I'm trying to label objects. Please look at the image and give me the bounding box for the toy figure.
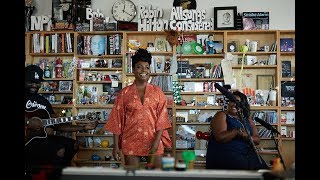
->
[206,34,215,54]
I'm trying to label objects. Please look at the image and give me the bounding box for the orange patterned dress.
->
[105,82,172,156]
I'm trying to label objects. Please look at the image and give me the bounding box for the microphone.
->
[254,117,280,135]
[214,83,243,109]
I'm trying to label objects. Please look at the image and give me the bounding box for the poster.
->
[242,12,269,30]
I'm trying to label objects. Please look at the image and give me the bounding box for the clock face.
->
[112,0,137,22]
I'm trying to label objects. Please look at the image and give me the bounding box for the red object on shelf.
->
[196,131,203,139]
[55,58,63,78]
[201,132,210,140]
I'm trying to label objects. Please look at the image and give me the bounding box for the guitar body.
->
[25,109,89,146]
[25,109,51,143]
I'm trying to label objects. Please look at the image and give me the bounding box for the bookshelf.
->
[278,30,295,169]
[25,29,295,169]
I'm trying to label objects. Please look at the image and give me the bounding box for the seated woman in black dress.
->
[206,91,269,170]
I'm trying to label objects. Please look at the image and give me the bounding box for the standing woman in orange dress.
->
[105,48,172,168]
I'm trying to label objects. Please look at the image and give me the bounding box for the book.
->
[212,41,223,54]
[177,60,189,78]
[281,82,295,97]
[242,12,269,30]
[92,17,105,31]
[282,61,292,77]
[281,126,287,137]
[280,38,294,52]
[176,125,196,149]
[176,111,189,123]
[286,112,295,124]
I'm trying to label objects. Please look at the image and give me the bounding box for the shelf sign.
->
[30,15,52,31]
[138,6,213,31]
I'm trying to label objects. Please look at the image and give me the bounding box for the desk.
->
[62,167,268,180]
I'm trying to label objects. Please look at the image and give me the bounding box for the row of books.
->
[77,34,123,55]
[257,127,273,138]
[177,61,223,79]
[280,112,295,124]
[32,33,74,53]
[149,75,173,92]
[252,111,278,124]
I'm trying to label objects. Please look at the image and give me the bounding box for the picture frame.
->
[58,81,73,92]
[256,75,274,90]
[214,6,237,30]
[227,40,239,52]
[173,0,197,10]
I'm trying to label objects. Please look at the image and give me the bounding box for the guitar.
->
[25,109,95,146]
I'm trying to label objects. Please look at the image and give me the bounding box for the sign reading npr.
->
[30,15,52,31]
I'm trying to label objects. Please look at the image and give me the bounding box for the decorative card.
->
[176,125,196,149]
[280,38,294,52]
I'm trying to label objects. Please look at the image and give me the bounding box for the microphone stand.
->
[236,107,264,168]
[270,131,287,171]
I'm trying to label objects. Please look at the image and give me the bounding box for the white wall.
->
[32,0,295,30]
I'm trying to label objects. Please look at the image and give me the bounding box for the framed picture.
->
[227,40,239,52]
[214,6,237,30]
[256,75,274,90]
[58,81,73,92]
[173,0,197,10]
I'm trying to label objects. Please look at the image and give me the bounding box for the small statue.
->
[206,34,215,54]
[25,0,35,31]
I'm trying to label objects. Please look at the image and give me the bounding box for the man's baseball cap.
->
[25,65,44,83]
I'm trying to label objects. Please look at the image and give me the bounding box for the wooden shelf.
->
[280,107,295,111]
[127,51,173,55]
[258,151,278,155]
[231,52,276,55]
[79,147,113,150]
[43,78,73,81]
[77,81,122,84]
[176,122,210,125]
[280,124,295,127]
[178,78,223,82]
[77,55,122,58]
[175,105,222,110]
[39,91,73,94]
[78,68,122,71]
[74,160,121,164]
[125,73,170,76]
[281,77,295,82]
[75,104,114,109]
[51,104,74,108]
[177,54,224,58]
[76,133,113,137]
[29,53,74,56]
[280,52,295,55]
[250,106,279,110]
[232,65,277,69]
[180,92,221,95]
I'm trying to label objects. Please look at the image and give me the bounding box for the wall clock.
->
[112,0,137,22]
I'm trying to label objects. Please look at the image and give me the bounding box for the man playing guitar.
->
[25,65,97,179]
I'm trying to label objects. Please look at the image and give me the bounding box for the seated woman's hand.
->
[237,128,249,141]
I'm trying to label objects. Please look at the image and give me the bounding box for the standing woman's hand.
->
[112,146,121,161]
[149,141,159,155]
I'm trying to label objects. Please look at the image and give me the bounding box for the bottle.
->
[55,58,63,78]
[44,65,51,78]
[162,154,175,171]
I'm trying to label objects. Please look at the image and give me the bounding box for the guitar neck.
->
[41,115,84,126]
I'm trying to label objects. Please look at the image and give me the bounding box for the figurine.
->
[206,34,215,54]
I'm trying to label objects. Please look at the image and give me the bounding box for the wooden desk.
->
[62,167,269,180]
